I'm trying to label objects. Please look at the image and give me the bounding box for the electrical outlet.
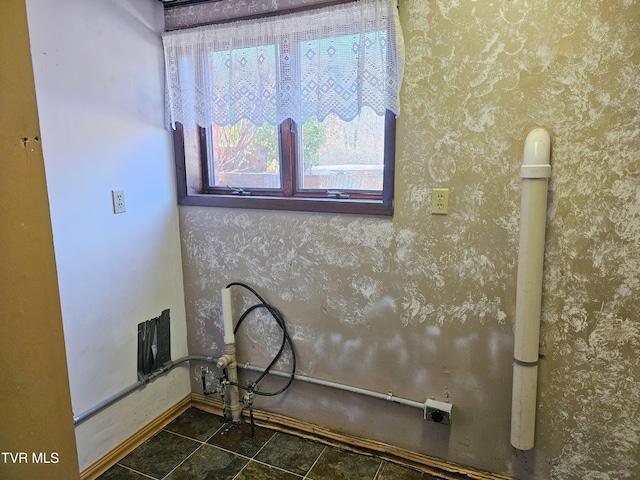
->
[431,188,449,215]
[425,399,452,425]
[112,190,126,214]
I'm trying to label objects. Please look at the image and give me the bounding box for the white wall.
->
[26,0,189,470]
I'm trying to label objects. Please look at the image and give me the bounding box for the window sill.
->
[178,193,393,216]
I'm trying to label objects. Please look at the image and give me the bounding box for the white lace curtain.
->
[162,0,404,129]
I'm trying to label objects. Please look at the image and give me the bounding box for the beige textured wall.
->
[0,1,79,479]
[180,1,640,478]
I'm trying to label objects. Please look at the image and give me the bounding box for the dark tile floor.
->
[97,407,441,480]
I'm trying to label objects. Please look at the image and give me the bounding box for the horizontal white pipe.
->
[238,363,426,411]
[511,127,551,451]
[73,355,218,426]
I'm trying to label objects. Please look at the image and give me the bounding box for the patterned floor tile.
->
[235,460,303,480]
[307,446,382,480]
[206,420,274,457]
[164,407,225,442]
[164,444,248,480]
[118,430,199,479]
[97,464,154,480]
[255,432,325,475]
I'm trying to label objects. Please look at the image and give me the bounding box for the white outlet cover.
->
[112,190,126,214]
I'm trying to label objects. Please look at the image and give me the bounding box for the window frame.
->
[173,110,396,215]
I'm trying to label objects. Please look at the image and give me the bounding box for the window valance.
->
[162,0,404,129]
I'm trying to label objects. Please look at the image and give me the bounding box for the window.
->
[163,0,404,215]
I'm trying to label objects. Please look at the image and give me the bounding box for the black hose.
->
[224,282,297,397]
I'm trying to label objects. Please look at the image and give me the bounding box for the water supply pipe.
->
[511,128,551,450]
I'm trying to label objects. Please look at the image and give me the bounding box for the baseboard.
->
[79,395,191,480]
[191,393,513,480]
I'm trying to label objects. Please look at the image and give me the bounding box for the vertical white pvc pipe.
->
[221,287,235,344]
[511,128,551,450]
[220,287,241,421]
